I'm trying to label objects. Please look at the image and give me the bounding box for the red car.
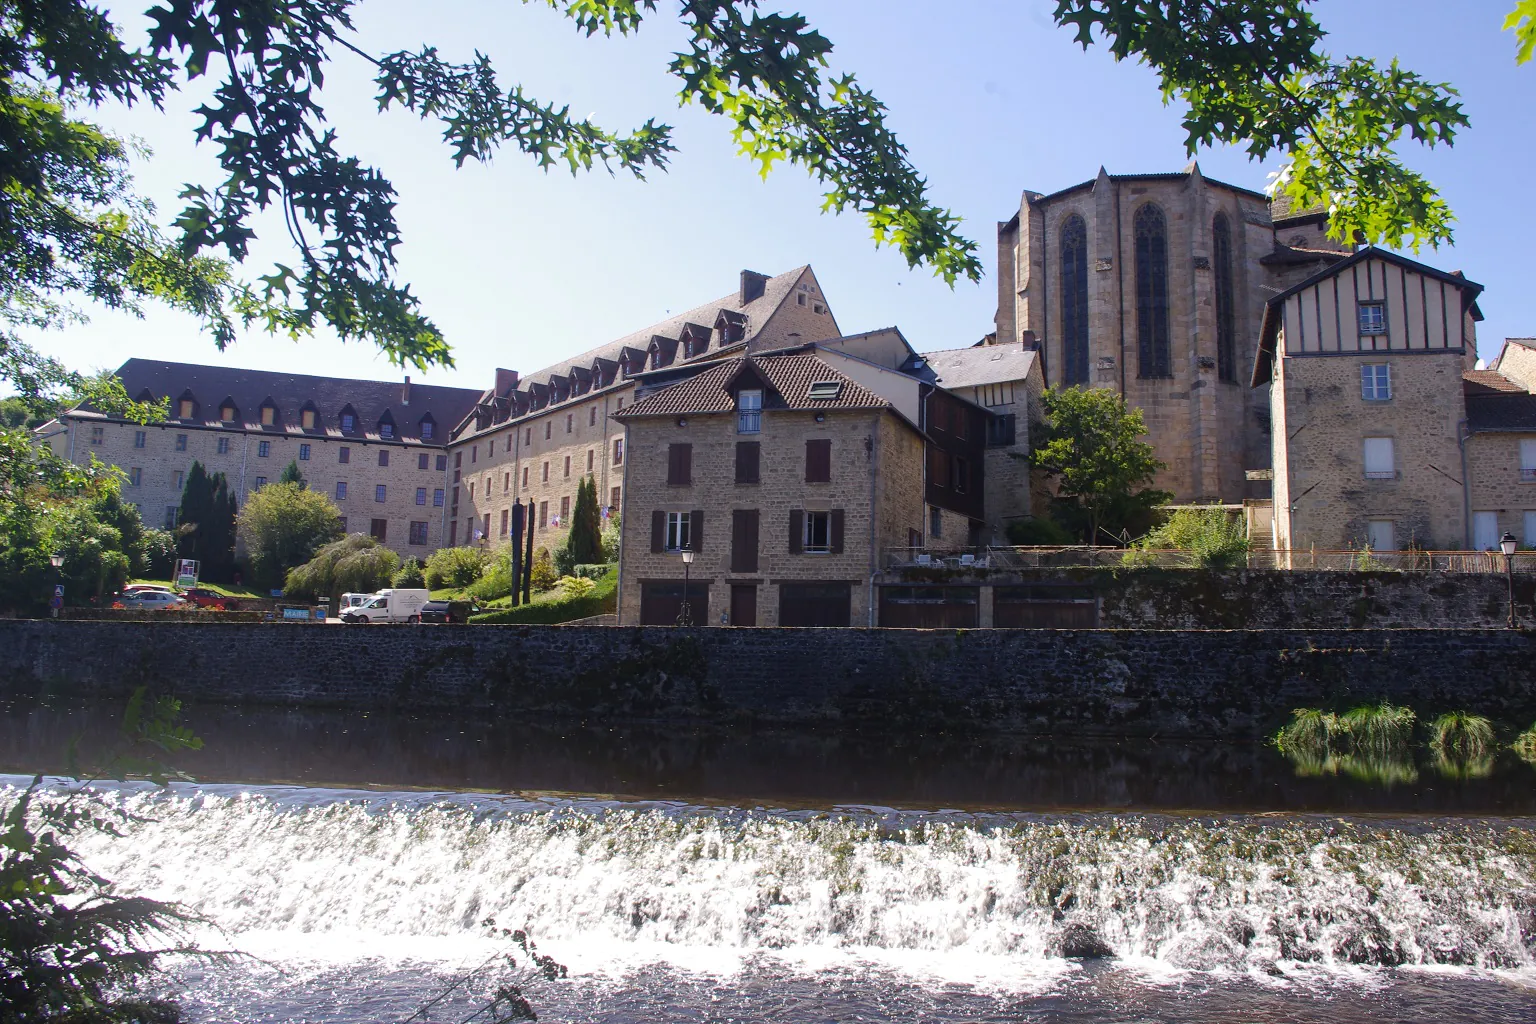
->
[180,586,236,611]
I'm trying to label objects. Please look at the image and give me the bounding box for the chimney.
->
[401,375,411,405]
[495,367,520,396]
[740,270,769,305]
[1021,330,1038,351]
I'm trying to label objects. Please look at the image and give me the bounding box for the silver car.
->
[119,590,190,611]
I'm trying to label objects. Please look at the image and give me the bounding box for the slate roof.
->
[1467,394,1536,433]
[918,344,1037,390]
[615,350,892,419]
[75,359,482,446]
[1259,245,1350,268]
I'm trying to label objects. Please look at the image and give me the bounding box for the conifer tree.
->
[568,476,603,565]
[175,462,214,561]
[279,460,305,488]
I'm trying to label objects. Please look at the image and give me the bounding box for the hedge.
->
[470,568,617,625]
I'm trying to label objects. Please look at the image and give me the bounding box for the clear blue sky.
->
[26,0,1536,391]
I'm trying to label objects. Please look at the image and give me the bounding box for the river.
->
[4,700,1535,1021]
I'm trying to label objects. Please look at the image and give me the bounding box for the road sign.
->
[49,596,62,610]
[53,584,64,598]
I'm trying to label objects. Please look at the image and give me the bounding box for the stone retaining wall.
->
[4,621,1535,738]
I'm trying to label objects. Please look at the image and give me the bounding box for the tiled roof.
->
[1467,393,1536,433]
[918,344,1037,390]
[1464,370,1527,395]
[76,359,481,445]
[615,351,891,419]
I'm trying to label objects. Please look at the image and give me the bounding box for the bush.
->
[471,566,617,625]
[1428,712,1495,758]
[1513,723,1536,764]
[530,548,558,592]
[1274,708,1339,755]
[601,515,621,562]
[468,543,516,602]
[142,528,178,579]
[424,545,491,589]
[553,540,577,577]
[1338,702,1416,753]
[572,563,611,581]
[392,558,426,589]
[284,534,400,603]
[1142,505,1248,569]
[1004,516,1078,546]
[556,575,596,599]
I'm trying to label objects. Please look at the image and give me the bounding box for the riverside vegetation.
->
[1275,703,1532,783]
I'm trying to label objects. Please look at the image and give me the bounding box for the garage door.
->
[879,586,980,628]
[639,582,711,625]
[994,586,1098,628]
[778,582,851,627]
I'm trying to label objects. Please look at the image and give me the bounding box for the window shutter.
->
[830,509,845,554]
[732,509,759,573]
[736,441,760,484]
[691,510,704,551]
[668,443,692,485]
[789,509,803,553]
[651,510,665,553]
[806,439,831,482]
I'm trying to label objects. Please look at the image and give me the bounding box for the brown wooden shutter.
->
[735,441,760,484]
[732,509,759,573]
[789,509,803,553]
[651,510,665,552]
[805,439,831,482]
[690,509,704,551]
[668,443,692,485]
[830,509,845,554]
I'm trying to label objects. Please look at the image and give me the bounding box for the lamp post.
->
[677,547,695,627]
[1501,532,1518,629]
[48,553,63,619]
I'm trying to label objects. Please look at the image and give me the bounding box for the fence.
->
[883,546,1536,574]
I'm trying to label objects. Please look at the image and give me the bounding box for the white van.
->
[340,589,431,624]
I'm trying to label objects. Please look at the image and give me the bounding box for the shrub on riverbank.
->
[1339,703,1416,753]
[1429,712,1495,758]
[1514,723,1536,764]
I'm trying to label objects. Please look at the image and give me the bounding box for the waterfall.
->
[24,779,1532,980]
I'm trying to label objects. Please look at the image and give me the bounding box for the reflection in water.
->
[4,698,1536,814]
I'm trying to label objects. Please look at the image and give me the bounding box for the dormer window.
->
[220,404,237,423]
[737,389,762,434]
[260,402,278,427]
[177,399,195,419]
[300,408,317,430]
[340,410,356,433]
[420,417,434,440]
[379,419,395,439]
[808,381,843,401]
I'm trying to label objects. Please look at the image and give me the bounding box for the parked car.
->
[340,588,431,624]
[338,592,373,612]
[181,586,236,610]
[418,600,481,624]
[118,590,190,611]
[121,583,176,596]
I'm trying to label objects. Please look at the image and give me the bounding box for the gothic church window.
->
[1134,204,1172,378]
[1213,212,1237,382]
[1060,215,1090,385]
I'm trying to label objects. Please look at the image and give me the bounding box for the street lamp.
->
[1500,532,1519,629]
[48,553,63,619]
[676,546,695,627]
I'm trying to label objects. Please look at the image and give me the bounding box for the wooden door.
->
[730,584,757,626]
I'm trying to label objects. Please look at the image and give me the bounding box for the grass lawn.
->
[470,566,617,624]
[129,578,267,600]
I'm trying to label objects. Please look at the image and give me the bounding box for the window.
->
[566,413,573,434]
[484,475,490,495]
[668,443,692,485]
[433,488,444,507]
[805,439,831,483]
[589,407,597,427]
[469,482,475,499]
[380,422,394,439]
[420,420,433,440]
[416,487,427,506]
[261,406,275,426]
[173,469,185,491]
[177,398,194,419]
[951,456,968,493]
[522,466,529,488]
[613,438,624,465]
[176,434,188,452]
[1368,519,1397,552]
[1525,510,1536,546]
[164,507,178,530]
[341,412,355,432]
[376,484,387,502]
[540,500,548,528]
[503,471,510,493]
[978,384,1014,407]
[448,520,456,545]
[129,467,142,486]
[542,461,549,483]
[253,476,266,490]
[736,441,760,484]
[258,440,270,457]
[221,405,236,423]
[418,453,429,471]
[495,508,506,537]
[370,518,388,542]
[986,414,1017,448]
[545,422,552,440]
[1060,214,1089,385]
[617,397,624,410]
[665,511,691,551]
[586,449,594,473]
[803,510,832,553]
[301,409,316,430]
[299,443,311,461]
[1359,302,1387,335]
[90,426,104,445]
[454,451,462,468]
[1134,203,1172,378]
[611,485,621,509]
[436,454,447,471]
[339,446,351,464]
[452,485,459,509]
[525,427,532,446]
[797,292,807,306]
[217,436,229,455]
[378,450,389,467]
[738,389,763,433]
[410,521,429,545]
[563,455,571,478]
[560,495,570,522]
[134,430,146,449]
[1523,439,1536,482]
[930,506,942,539]
[1213,212,1237,382]
[336,481,348,500]
[1354,363,1393,402]
[1363,437,1395,479]
[470,445,477,464]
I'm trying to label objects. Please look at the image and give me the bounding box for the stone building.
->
[612,347,927,626]
[446,266,839,555]
[1253,247,1485,551]
[994,164,1348,504]
[44,360,481,557]
[1464,339,1536,549]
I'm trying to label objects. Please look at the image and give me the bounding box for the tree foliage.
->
[284,532,399,604]
[1032,385,1171,544]
[424,543,490,589]
[566,475,603,566]
[235,480,341,586]
[175,461,237,582]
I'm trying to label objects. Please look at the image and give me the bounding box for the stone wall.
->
[4,621,1534,739]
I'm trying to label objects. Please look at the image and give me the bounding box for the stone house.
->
[1253,247,1485,552]
[612,347,927,626]
[1464,339,1536,549]
[994,164,1349,504]
[44,360,482,558]
[445,266,839,557]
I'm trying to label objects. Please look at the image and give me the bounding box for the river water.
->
[5,701,1536,1021]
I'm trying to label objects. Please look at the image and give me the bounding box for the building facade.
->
[1465,339,1536,549]
[995,164,1348,504]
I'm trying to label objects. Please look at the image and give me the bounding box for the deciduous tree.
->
[235,480,342,586]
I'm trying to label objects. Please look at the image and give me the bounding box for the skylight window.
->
[807,381,843,401]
